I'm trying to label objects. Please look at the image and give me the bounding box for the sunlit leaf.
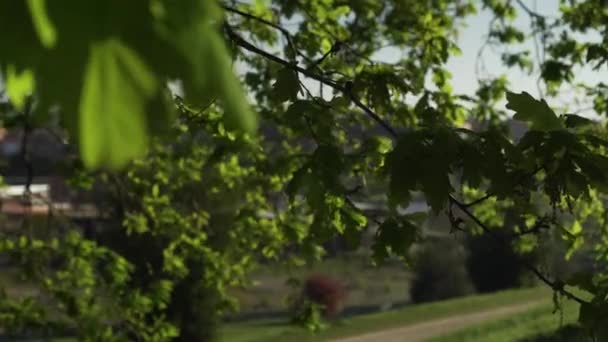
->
[79,39,157,169]
[26,0,57,48]
[156,1,257,135]
[506,91,563,131]
[206,33,258,134]
[563,114,595,129]
[4,64,34,110]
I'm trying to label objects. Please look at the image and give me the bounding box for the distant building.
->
[0,118,532,242]
[0,127,99,221]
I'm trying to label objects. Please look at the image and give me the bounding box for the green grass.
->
[221,287,553,342]
[429,300,580,342]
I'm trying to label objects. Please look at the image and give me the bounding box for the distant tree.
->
[410,238,474,303]
[466,229,536,293]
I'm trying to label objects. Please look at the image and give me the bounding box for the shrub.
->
[302,274,347,316]
[287,274,347,331]
[290,301,328,333]
[409,238,475,303]
[465,230,539,293]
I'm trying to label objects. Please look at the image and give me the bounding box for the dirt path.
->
[333,300,545,342]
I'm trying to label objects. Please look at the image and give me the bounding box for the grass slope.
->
[429,298,580,342]
[221,287,552,342]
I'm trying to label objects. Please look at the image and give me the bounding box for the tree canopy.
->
[2,0,608,341]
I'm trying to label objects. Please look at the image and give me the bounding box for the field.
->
[0,271,584,342]
[0,255,586,342]
[221,287,555,342]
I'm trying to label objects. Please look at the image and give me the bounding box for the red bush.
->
[302,274,347,316]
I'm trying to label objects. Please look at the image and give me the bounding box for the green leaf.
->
[583,133,608,149]
[405,212,428,225]
[329,96,350,110]
[386,133,421,209]
[344,208,367,228]
[205,32,258,134]
[273,67,300,102]
[460,140,484,187]
[79,39,157,169]
[420,171,451,213]
[4,64,34,110]
[342,206,368,250]
[579,301,608,339]
[420,130,458,212]
[517,130,546,151]
[506,91,564,131]
[313,144,344,189]
[372,218,419,263]
[284,100,318,127]
[586,44,607,63]
[565,272,596,293]
[157,1,257,134]
[541,60,571,82]
[563,114,595,129]
[286,165,310,199]
[26,0,57,48]
[370,79,391,113]
[0,2,44,66]
[579,302,597,326]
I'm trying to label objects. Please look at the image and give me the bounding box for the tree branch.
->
[511,216,552,237]
[226,25,398,137]
[20,98,34,203]
[222,5,300,63]
[463,193,493,207]
[226,25,341,87]
[228,21,587,305]
[464,166,545,208]
[515,0,546,19]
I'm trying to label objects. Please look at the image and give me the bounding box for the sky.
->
[282,0,608,118]
[371,0,607,117]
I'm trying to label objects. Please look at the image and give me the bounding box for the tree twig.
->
[449,195,587,305]
[226,25,398,137]
[228,21,587,305]
[223,5,300,63]
[463,193,494,207]
[20,98,34,203]
[464,166,545,208]
[515,0,546,19]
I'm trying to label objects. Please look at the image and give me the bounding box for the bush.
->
[291,275,346,322]
[409,238,475,303]
[302,274,347,316]
[290,301,328,333]
[287,274,347,331]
